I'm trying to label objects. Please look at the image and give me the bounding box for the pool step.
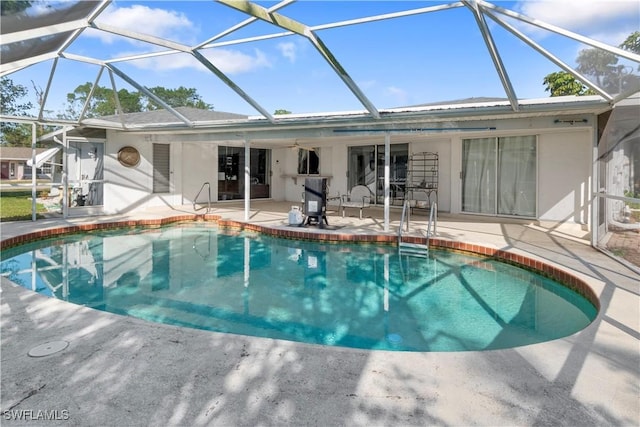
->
[399,242,429,257]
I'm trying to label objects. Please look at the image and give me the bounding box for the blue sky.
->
[10,0,640,118]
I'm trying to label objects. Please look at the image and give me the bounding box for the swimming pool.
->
[0,224,597,352]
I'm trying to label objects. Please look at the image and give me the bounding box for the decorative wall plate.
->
[117,146,140,167]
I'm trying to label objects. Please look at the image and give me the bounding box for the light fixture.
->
[554,118,588,125]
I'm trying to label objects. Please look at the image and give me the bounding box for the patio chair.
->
[341,185,373,219]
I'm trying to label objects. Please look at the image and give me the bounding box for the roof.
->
[1,1,639,132]
[0,146,50,161]
[77,96,611,139]
[89,107,248,128]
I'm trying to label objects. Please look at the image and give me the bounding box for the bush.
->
[624,190,640,209]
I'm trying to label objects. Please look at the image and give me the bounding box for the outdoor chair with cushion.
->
[341,185,373,219]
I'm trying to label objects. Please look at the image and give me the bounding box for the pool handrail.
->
[193,182,211,214]
[398,200,437,253]
[427,202,437,244]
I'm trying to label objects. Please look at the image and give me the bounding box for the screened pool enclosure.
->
[1,1,639,269]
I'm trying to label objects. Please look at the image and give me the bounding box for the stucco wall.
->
[104,132,182,214]
[538,128,592,224]
[182,143,218,206]
[102,118,595,226]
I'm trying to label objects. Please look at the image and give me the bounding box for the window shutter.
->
[153,144,170,193]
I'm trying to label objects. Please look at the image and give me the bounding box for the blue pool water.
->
[0,225,597,352]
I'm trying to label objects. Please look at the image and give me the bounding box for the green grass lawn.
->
[0,191,47,221]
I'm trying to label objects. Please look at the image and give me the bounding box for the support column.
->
[591,119,599,247]
[31,123,37,222]
[384,133,390,232]
[244,139,250,221]
[57,132,69,218]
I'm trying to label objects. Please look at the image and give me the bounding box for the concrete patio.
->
[1,201,638,426]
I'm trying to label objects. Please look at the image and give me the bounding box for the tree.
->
[274,109,292,115]
[62,83,142,119]
[542,72,595,97]
[543,31,639,96]
[0,0,31,16]
[1,77,33,116]
[61,84,212,119]
[575,48,618,90]
[620,31,640,54]
[0,77,34,146]
[146,86,212,110]
[620,31,640,77]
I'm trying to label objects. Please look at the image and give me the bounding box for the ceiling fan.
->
[286,141,315,151]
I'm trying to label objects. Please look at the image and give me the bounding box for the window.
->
[153,143,170,193]
[297,149,319,175]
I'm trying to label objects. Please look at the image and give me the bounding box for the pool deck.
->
[1,201,639,426]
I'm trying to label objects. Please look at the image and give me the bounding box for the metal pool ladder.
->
[193,182,212,214]
[398,200,437,257]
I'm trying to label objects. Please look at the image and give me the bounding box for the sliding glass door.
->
[497,136,537,217]
[462,136,536,217]
[462,138,496,214]
[348,143,408,204]
[218,147,271,200]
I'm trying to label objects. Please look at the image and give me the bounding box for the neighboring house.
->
[40,98,640,236]
[0,146,60,180]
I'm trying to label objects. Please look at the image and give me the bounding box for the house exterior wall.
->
[538,128,592,225]
[182,142,218,206]
[101,115,596,228]
[104,132,183,214]
[0,161,23,179]
[270,148,287,201]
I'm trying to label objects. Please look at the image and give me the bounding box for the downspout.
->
[244,139,250,221]
[31,123,37,222]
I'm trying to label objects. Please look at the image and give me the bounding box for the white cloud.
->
[92,5,197,44]
[277,42,297,63]
[127,48,272,75]
[588,29,638,47]
[516,1,639,37]
[127,52,200,71]
[385,86,408,104]
[89,4,273,75]
[207,49,272,74]
[357,80,377,90]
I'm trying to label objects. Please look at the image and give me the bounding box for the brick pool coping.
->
[0,214,600,310]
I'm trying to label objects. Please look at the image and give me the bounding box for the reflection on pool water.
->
[0,225,597,352]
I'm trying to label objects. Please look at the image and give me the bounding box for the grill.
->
[303,177,328,227]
